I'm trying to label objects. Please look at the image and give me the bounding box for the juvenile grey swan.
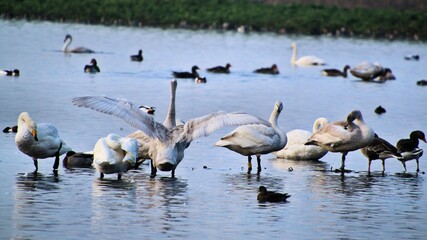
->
[306,110,374,173]
[15,112,71,175]
[62,34,95,53]
[72,94,268,178]
[215,101,287,174]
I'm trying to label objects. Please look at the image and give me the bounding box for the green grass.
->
[1,0,426,40]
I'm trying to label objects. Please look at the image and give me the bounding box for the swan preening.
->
[350,62,395,81]
[396,130,426,172]
[72,81,269,178]
[62,34,95,54]
[360,133,401,173]
[273,118,329,160]
[93,133,139,180]
[306,110,374,173]
[291,42,325,66]
[15,112,71,174]
[215,101,287,174]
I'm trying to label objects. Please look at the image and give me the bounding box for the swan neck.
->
[62,38,71,52]
[163,82,177,129]
[291,45,297,64]
[269,109,279,128]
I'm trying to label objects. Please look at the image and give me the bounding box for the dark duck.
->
[172,65,200,78]
[207,63,231,73]
[84,59,100,73]
[254,64,279,75]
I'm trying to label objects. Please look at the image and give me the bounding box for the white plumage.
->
[290,42,325,66]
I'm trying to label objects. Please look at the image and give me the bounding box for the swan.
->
[207,63,231,73]
[172,65,200,79]
[290,42,325,66]
[84,59,100,73]
[350,62,395,81]
[130,49,143,62]
[93,133,138,180]
[273,117,329,160]
[215,101,287,174]
[321,65,350,77]
[62,34,95,53]
[72,93,268,178]
[15,112,71,174]
[257,186,291,203]
[396,130,426,172]
[1,69,20,76]
[360,133,401,173]
[62,150,94,168]
[305,110,375,173]
[253,64,279,75]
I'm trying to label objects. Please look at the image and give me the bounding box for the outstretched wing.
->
[182,111,271,142]
[72,96,168,141]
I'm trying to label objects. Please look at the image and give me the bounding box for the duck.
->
[1,69,20,76]
[253,64,279,75]
[15,112,71,174]
[374,106,386,115]
[93,133,138,180]
[290,42,325,66]
[84,59,100,73]
[305,110,375,173]
[62,34,94,54]
[3,125,18,133]
[130,49,143,62]
[62,151,94,168]
[172,65,200,79]
[360,133,401,173]
[72,87,268,178]
[404,54,419,61]
[416,80,427,86]
[139,105,155,115]
[321,65,350,77]
[195,76,207,83]
[273,118,329,160]
[215,101,287,174]
[206,63,231,73]
[257,186,291,203]
[396,130,426,172]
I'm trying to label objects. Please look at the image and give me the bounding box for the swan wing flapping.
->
[182,111,270,142]
[72,96,168,141]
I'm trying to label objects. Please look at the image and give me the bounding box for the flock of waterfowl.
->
[2,34,426,203]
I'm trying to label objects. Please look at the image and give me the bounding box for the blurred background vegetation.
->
[1,0,426,40]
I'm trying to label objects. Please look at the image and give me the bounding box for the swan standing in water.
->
[215,101,287,174]
[273,118,329,160]
[15,112,71,175]
[72,93,268,178]
[396,130,426,172]
[306,110,374,173]
[62,34,95,53]
[93,133,138,180]
[290,42,325,66]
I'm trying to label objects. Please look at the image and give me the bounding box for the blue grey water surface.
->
[0,20,426,239]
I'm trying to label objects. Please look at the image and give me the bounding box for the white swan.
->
[62,34,95,54]
[291,42,325,66]
[306,110,374,173]
[273,118,329,160]
[72,93,268,178]
[215,101,287,174]
[93,133,138,180]
[15,112,71,174]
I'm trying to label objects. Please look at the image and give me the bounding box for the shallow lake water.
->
[1,20,427,239]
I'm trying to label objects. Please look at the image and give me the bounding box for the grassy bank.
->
[1,0,426,40]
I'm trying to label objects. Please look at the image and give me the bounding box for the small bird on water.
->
[257,186,291,203]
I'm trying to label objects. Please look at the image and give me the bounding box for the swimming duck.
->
[72,86,268,178]
[416,80,427,86]
[195,76,207,83]
[215,101,287,174]
[172,65,200,78]
[1,69,20,76]
[290,42,325,66]
[253,64,279,75]
[306,110,375,173]
[273,118,329,160]
[62,151,94,168]
[130,50,143,62]
[374,106,386,115]
[139,105,155,115]
[84,59,100,73]
[62,34,95,54]
[321,65,350,77]
[15,112,71,174]
[360,133,401,173]
[93,133,138,180]
[3,125,18,133]
[404,54,419,61]
[257,186,291,203]
[206,63,231,73]
[396,130,426,172]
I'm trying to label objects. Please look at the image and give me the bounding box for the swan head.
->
[291,42,296,49]
[64,34,72,42]
[275,101,283,113]
[346,110,363,123]
[18,112,38,141]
